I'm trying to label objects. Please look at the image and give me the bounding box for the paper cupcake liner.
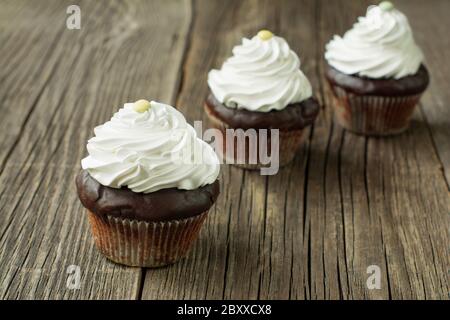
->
[205,105,305,169]
[330,85,422,136]
[87,210,208,267]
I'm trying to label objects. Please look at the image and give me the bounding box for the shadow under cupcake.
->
[324,1,429,136]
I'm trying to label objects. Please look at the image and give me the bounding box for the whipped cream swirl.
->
[208,34,312,112]
[325,4,424,79]
[81,101,220,193]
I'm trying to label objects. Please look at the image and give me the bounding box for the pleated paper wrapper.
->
[87,210,208,267]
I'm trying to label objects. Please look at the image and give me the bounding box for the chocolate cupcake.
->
[76,100,220,267]
[206,30,319,170]
[325,1,429,136]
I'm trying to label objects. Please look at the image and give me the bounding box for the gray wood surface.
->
[0,0,448,300]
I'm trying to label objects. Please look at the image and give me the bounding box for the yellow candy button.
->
[133,99,151,113]
[379,1,394,11]
[257,30,273,41]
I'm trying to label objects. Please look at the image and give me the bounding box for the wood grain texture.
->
[0,0,191,299]
[142,0,450,300]
[398,0,450,188]
[0,0,448,300]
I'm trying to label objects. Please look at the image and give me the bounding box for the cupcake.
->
[205,30,319,171]
[325,1,429,136]
[76,100,220,267]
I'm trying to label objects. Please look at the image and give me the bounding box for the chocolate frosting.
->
[76,170,220,222]
[325,64,429,96]
[205,93,320,130]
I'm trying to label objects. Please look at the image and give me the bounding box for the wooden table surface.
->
[0,0,449,300]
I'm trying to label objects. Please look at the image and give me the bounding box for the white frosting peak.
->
[81,101,220,193]
[208,34,312,112]
[325,4,423,79]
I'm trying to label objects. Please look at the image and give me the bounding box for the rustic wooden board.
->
[0,0,448,300]
[0,0,191,299]
[400,0,450,188]
[142,0,450,300]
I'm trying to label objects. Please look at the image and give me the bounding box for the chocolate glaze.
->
[326,64,429,96]
[205,93,320,130]
[76,170,220,222]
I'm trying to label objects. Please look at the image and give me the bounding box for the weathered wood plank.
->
[0,0,68,174]
[142,0,289,299]
[1,0,448,300]
[398,0,450,188]
[318,0,450,299]
[260,0,318,300]
[0,0,191,299]
[314,0,389,300]
[142,0,450,300]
